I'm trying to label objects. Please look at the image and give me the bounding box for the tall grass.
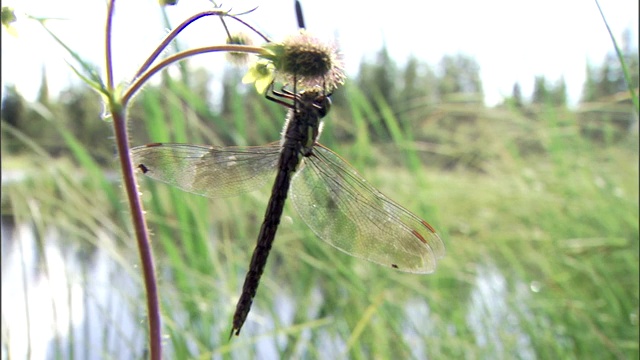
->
[2,1,638,357]
[2,75,638,358]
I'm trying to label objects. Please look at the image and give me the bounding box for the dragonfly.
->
[131,86,445,336]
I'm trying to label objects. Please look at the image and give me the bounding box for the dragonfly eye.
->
[315,96,331,118]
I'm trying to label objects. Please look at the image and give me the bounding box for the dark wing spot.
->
[421,219,437,233]
[138,164,149,174]
[391,264,399,269]
[411,229,428,245]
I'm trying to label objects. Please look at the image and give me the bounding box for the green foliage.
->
[576,35,638,143]
[437,54,483,100]
[533,76,567,107]
[1,7,16,27]
[594,1,639,113]
[2,12,638,359]
[364,47,398,99]
[3,63,638,358]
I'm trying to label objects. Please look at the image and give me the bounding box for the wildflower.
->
[242,60,275,94]
[251,29,345,92]
[1,7,17,37]
[226,32,253,65]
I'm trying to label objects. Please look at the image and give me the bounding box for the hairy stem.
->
[122,45,264,105]
[106,1,162,359]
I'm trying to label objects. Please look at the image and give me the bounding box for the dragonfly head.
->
[315,95,331,118]
[300,90,331,119]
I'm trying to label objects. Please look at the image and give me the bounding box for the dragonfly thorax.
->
[297,89,331,119]
[280,89,332,155]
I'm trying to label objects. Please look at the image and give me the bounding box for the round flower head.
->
[1,7,17,37]
[260,30,345,92]
[226,32,253,65]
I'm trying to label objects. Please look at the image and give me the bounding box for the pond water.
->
[1,219,145,359]
[1,218,535,359]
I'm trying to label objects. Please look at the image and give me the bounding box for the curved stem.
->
[594,0,639,114]
[111,104,162,360]
[134,10,225,79]
[134,10,270,80]
[226,12,272,43]
[123,45,264,105]
[105,0,115,90]
[106,2,162,359]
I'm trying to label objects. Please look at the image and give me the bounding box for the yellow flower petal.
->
[255,72,275,94]
[243,60,275,94]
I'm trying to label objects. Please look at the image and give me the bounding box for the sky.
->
[1,0,638,106]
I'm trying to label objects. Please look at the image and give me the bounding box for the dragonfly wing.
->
[131,143,280,198]
[290,144,444,274]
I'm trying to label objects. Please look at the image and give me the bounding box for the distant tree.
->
[58,86,110,161]
[394,56,439,132]
[1,84,25,128]
[578,28,638,141]
[511,82,523,108]
[221,67,242,117]
[37,66,49,106]
[402,56,420,102]
[532,76,566,107]
[190,67,214,109]
[437,54,483,102]
[398,56,438,114]
[581,28,639,102]
[2,82,67,156]
[356,44,398,106]
[621,28,639,91]
[550,76,567,107]
[596,55,623,97]
[400,56,437,107]
[355,44,400,140]
[582,61,598,102]
[532,75,549,104]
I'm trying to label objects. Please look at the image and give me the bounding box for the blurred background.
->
[2,0,638,359]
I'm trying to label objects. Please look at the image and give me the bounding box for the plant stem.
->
[106,1,162,359]
[134,10,226,79]
[122,44,264,104]
[105,1,115,91]
[112,105,162,360]
[133,9,270,80]
[594,0,639,114]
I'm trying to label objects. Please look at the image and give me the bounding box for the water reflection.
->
[1,219,145,359]
[466,263,535,359]
[2,218,536,358]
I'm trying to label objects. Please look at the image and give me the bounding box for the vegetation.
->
[1,3,638,359]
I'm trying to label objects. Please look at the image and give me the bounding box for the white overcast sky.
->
[1,0,638,106]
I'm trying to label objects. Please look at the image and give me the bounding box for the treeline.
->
[1,37,638,167]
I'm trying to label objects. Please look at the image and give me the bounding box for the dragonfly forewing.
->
[290,144,445,274]
[131,143,281,198]
[131,142,445,273]
[131,82,444,337]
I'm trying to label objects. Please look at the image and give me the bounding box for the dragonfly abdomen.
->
[231,89,331,336]
[230,143,300,336]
